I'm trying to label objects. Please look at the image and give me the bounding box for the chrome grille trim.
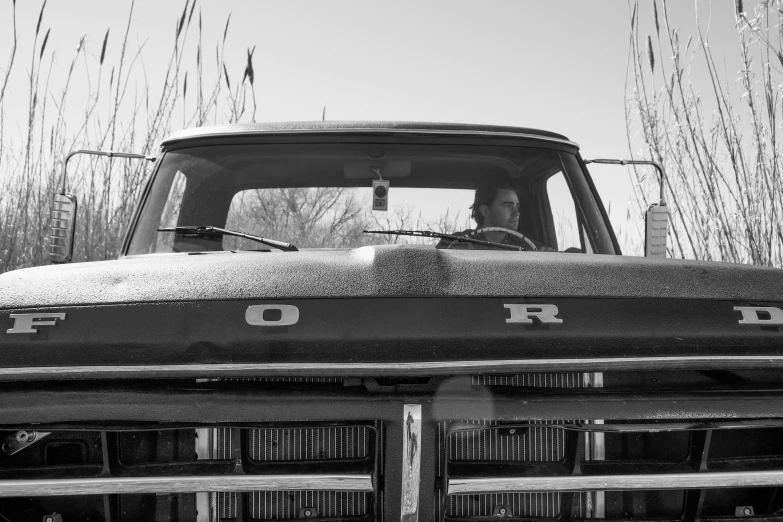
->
[7,356,783,380]
[401,404,422,522]
[587,372,605,518]
[194,428,217,522]
[448,470,783,494]
[0,474,373,497]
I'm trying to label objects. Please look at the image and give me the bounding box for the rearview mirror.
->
[50,193,77,264]
[343,159,411,179]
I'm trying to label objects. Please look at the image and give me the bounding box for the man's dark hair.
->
[470,179,517,227]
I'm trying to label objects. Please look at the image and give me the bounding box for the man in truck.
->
[438,178,552,251]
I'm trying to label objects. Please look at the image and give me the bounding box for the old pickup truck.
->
[1,122,783,522]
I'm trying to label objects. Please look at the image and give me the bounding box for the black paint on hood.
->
[1,245,781,309]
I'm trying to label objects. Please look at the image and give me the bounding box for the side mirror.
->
[585,159,668,258]
[50,193,77,264]
[50,149,154,265]
[644,202,668,259]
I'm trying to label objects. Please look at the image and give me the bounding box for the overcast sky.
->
[0,0,747,248]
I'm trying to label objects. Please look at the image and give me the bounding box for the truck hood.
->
[2,244,782,305]
[1,245,782,379]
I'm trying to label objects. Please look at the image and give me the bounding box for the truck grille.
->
[5,373,783,521]
[439,420,584,519]
[0,422,380,522]
[437,372,589,520]
[442,420,783,521]
[214,423,379,520]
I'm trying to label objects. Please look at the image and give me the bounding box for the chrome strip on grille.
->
[448,470,783,494]
[194,428,216,522]
[587,372,605,518]
[5,356,783,380]
[0,474,374,497]
[401,404,422,522]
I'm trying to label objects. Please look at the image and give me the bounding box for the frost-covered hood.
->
[1,245,782,305]
[0,245,782,380]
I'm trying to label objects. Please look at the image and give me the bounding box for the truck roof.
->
[161,121,578,149]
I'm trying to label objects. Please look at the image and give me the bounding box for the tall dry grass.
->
[0,0,258,272]
[0,0,475,270]
[627,0,783,265]
[11,1,766,270]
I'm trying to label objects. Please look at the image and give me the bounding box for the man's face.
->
[480,188,520,230]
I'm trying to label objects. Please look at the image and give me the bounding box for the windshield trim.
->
[3,356,783,381]
[120,153,164,259]
[123,142,611,257]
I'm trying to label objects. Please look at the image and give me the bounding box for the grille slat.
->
[247,430,373,521]
[440,420,572,518]
[215,425,374,520]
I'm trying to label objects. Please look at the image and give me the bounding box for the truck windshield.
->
[126,141,614,255]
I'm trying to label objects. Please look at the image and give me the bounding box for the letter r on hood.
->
[504,304,563,324]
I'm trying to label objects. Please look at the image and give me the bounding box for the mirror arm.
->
[51,150,156,265]
[584,158,669,259]
[60,150,156,193]
[584,159,665,203]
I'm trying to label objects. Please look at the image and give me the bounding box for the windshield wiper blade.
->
[157,226,298,252]
[362,229,522,251]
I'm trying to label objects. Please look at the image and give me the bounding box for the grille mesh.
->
[216,426,372,520]
[447,492,564,518]
[216,428,237,520]
[219,377,343,383]
[440,420,566,465]
[251,491,369,520]
[471,372,587,387]
[249,426,369,461]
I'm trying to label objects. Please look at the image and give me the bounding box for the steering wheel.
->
[478,227,538,251]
